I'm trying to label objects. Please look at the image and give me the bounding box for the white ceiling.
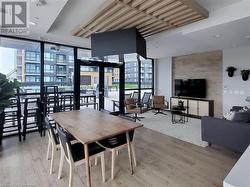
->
[6,0,250,58]
[196,0,241,12]
[147,15,250,58]
[147,0,250,58]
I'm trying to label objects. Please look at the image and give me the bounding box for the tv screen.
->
[175,79,206,98]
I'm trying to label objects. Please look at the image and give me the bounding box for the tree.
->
[0,73,19,111]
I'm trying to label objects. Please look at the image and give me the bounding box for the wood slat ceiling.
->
[73,0,209,38]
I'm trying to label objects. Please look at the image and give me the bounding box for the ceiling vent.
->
[32,0,47,6]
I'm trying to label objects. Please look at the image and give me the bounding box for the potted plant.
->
[226,66,237,77]
[0,73,19,114]
[241,69,250,81]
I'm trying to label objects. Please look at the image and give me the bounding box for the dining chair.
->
[22,98,40,140]
[1,90,22,143]
[60,94,74,111]
[0,111,5,146]
[45,116,61,174]
[44,86,60,114]
[98,130,136,180]
[57,126,106,187]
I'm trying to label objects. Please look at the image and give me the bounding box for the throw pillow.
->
[230,106,244,112]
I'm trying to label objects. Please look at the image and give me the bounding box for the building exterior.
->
[13,49,152,93]
[125,60,153,88]
[15,49,75,93]
[80,66,113,89]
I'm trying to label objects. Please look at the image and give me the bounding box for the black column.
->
[119,55,125,114]
[40,42,45,101]
[152,59,155,95]
[137,55,141,102]
[74,48,80,110]
[99,66,105,111]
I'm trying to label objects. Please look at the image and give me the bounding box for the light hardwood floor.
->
[0,127,239,187]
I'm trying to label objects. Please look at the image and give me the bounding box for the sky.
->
[0,47,15,76]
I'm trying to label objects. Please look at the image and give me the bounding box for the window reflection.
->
[44,44,74,92]
[0,37,41,93]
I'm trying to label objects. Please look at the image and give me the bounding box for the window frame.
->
[0,35,154,111]
[124,55,154,100]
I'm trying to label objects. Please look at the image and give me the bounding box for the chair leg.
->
[0,124,3,146]
[111,149,116,180]
[131,142,137,167]
[69,163,74,187]
[94,157,98,166]
[17,115,22,142]
[134,114,138,122]
[46,139,51,160]
[116,150,119,156]
[23,117,27,141]
[101,153,106,182]
[58,148,64,179]
[49,146,55,174]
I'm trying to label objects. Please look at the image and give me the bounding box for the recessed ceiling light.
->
[29,21,37,26]
[214,34,222,38]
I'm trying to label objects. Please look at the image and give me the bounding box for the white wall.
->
[155,58,172,104]
[155,46,250,115]
[223,46,250,114]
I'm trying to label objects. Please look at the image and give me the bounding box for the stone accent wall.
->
[172,50,223,117]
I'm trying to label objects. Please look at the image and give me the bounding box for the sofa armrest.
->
[201,116,250,153]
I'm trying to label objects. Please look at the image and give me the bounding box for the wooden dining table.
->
[50,108,143,187]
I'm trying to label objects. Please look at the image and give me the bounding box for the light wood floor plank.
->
[0,127,239,187]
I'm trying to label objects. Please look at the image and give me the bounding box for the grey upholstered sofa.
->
[201,116,250,153]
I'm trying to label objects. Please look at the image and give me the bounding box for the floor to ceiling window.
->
[0,37,41,93]
[125,53,139,90]
[124,53,154,100]
[140,57,154,98]
[0,36,154,113]
[44,44,74,92]
[77,48,92,61]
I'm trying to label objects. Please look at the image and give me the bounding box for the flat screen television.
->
[175,79,207,98]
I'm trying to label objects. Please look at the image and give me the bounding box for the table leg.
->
[94,97,96,110]
[84,144,91,187]
[126,131,134,175]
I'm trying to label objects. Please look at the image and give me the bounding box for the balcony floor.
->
[0,127,239,187]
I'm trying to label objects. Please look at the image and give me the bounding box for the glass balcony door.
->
[78,62,122,112]
[79,65,99,110]
[104,67,120,112]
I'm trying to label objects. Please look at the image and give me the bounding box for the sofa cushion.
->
[232,111,250,123]
[230,106,244,112]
